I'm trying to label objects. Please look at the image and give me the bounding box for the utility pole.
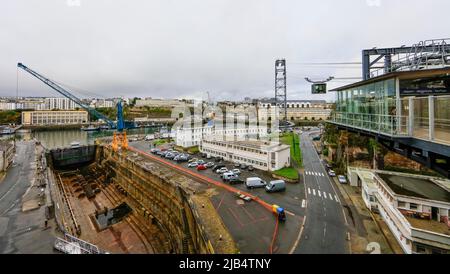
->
[275,59,287,125]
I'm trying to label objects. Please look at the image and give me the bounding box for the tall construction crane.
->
[17,63,128,151]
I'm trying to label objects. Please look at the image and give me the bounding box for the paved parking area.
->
[129,141,306,254]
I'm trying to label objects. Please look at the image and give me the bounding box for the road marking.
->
[318,190,322,197]
[312,189,316,196]
[335,195,340,203]
[308,188,311,195]
[301,199,306,208]
[329,193,333,200]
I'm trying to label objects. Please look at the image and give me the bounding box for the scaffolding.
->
[54,233,106,254]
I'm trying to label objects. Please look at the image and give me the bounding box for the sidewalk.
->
[333,177,403,254]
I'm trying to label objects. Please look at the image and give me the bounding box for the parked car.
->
[206,154,212,159]
[197,160,205,165]
[165,153,175,159]
[144,134,155,141]
[240,164,248,170]
[328,170,336,177]
[248,165,254,171]
[231,169,241,175]
[338,175,348,184]
[150,148,160,154]
[205,162,215,168]
[216,167,229,174]
[178,155,189,162]
[200,153,207,158]
[214,157,223,163]
[197,165,207,171]
[188,158,198,163]
[325,163,333,170]
[246,177,266,189]
[265,180,286,193]
[228,178,244,185]
[188,162,198,168]
[234,162,241,168]
[222,172,238,181]
[212,165,226,172]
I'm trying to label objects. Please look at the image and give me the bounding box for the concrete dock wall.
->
[99,146,231,254]
[48,145,96,169]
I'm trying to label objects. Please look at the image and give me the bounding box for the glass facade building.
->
[331,69,450,145]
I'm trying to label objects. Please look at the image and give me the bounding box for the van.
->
[246,177,267,189]
[222,172,238,181]
[265,180,286,193]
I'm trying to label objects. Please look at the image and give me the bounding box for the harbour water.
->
[13,127,161,150]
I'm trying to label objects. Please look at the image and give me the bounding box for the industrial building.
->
[348,167,450,254]
[21,110,88,126]
[200,138,291,171]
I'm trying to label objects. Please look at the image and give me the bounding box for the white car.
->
[328,170,336,177]
[231,169,241,175]
[188,162,198,168]
[216,167,228,174]
[338,175,348,184]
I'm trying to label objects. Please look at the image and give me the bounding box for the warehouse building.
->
[21,110,88,126]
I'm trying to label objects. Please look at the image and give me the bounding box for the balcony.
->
[330,112,409,137]
[331,95,450,146]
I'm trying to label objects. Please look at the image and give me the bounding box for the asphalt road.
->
[0,141,55,254]
[294,130,349,254]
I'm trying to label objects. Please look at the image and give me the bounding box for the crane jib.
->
[17,62,117,129]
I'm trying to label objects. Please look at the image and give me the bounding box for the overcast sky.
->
[1,0,449,102]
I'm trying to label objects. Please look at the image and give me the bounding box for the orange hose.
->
[270,217,280,254]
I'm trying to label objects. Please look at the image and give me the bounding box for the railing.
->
[370,38,450,78]
[330,112,409,136]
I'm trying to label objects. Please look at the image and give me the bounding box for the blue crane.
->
[17,62,123,129]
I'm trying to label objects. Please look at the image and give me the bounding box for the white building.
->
[200,139,290,171]
[21,110,88,126]
[0,102,17,110]
[258,99,333,122]
[90,99,116,108]
[348,167,450,254]
[45,97,77,110]
[175,125,268,148]
[16,98,46,110]
[135,98,186,108]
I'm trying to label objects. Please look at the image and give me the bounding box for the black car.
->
[212,164,226,172]
[228,178,244,185]
[214,157,223,163]
[200,153,208,158]
[150,148,160,154]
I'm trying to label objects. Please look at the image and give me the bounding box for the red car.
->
[197,165,207,171]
